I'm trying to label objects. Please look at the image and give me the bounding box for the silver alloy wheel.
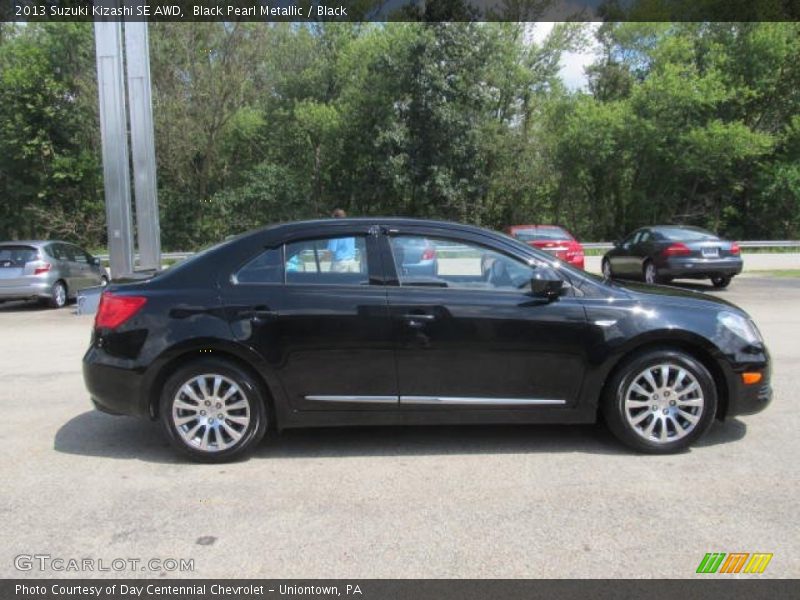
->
[624,363,704,444]
[644,262,656,284]
[171,374,251,452]
[602,260,612,279]
[54,282,66,307]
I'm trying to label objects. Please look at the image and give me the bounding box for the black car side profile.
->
[601,225,743,288]
[83,219,771,461]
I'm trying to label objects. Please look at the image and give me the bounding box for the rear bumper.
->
[0,280,51,300]
[83,347,149,417]
[660,257,743,278]
[567,257,585,270]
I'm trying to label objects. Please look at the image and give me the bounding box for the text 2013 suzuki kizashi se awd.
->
[83,219,771,461]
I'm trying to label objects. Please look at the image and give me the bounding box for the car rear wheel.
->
[711,275,731,289]
[48,280,67,308]
[643,261,658,284]
[159,359,267,462]
[602,349,717,453]
[100,275,109,286]
[602,259,612,279]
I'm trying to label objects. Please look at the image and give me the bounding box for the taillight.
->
[33,263,51,275]
[95,292,147,329]
[730,243,740,255]
[421,247,436,261]
[565,242,584,259]
[662,243,691,257]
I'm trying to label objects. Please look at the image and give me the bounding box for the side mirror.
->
[530,277,565,301]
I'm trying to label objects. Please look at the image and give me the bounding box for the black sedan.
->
[602,225,743,288]
[83,218,771,461]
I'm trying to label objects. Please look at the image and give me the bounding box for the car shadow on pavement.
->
[0,299,50,312]
[55,410,748,463]
[696,418,747,447]
[668,281,724,292]
[54,411,182,464]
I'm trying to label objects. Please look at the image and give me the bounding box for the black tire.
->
[601,259,613,279]
[48,280,68,308]
[100,275,109,287]
[711,275,732,289]
[159,358,268,462]
[602,348,717,454]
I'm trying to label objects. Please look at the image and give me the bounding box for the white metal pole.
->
[94,10,134,279]
[124,8,161,271]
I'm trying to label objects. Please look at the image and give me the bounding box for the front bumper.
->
[724,356,772,418]
[660,257,743,278]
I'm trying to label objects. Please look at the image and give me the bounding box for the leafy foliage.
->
[0,22,798,251]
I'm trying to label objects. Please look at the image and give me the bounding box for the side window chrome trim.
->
[304,395,567,406]
[305,395,398,404]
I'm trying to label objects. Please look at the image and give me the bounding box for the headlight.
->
[718,311,762,344]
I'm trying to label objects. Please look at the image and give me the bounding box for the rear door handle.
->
[402,313,435,328]
[242,306,277,322]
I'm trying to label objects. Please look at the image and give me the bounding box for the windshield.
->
[512,227,572,241]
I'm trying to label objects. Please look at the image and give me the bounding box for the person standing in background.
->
[327,208,359,272]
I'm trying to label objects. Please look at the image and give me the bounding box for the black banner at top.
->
[2,0,800,22]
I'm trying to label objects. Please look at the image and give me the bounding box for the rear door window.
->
[71,246,88,264]
[284,236,368,286]
[62,245,78,262]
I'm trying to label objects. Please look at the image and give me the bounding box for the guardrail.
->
[97,240,800,263]
[96,251,194,262]
[583,240,800,250]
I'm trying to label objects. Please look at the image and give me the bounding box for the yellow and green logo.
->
[696,552,773,574]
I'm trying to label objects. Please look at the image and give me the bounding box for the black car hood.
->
[615,280,744,313]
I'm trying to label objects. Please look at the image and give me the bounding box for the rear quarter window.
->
[235,247,284,284]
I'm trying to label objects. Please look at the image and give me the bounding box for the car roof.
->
[243,217,501,238]
[651,225,710,233]
[508,224,566,230]
[0,240,62,247]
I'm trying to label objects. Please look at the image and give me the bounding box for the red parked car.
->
[504,225,585,270]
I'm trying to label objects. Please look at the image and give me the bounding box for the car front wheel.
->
[160,359,268,462]
[602,349,717,453]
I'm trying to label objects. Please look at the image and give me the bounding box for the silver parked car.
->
[0,241,108,308]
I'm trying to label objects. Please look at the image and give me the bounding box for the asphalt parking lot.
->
[1,273,798,579]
